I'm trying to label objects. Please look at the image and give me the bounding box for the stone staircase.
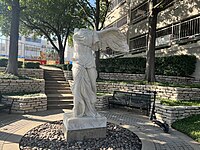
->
[44,69,73,109]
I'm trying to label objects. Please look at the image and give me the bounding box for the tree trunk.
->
[95,50,100,78]
[6,0,20,75]
[145,0,157,82]
[59,48,65,64]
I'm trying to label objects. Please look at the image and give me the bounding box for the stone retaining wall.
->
[99,72,200,85]
[97,82,200,101]
[63,71,73,80]
[2,93,47,113]
[155,103,200,125]
[0,79,45,94]
[95,95,111,110]
[0,67,44,79]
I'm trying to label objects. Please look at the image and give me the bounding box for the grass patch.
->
[160,99,200,106]
[97,79,200,89]
[3,92,42,97]
[172,114,200,142]
[96,92,112,96]
[0,72,32,80]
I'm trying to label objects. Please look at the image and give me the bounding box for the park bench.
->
[0,92,13,114]
[108,91,153,115]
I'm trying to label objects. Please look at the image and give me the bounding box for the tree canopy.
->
[20,0,86,64]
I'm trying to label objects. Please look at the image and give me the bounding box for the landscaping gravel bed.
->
[20,121,142,150]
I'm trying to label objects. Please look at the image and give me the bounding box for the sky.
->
[90,0,95,6]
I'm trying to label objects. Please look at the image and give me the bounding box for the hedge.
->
[0,58,23,68]
[99,55,196,77]
[24,62,40,69]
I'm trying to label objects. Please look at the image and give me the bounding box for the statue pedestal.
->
[63,113,107,142]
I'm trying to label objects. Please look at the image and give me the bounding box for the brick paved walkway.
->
[0,109,199,150]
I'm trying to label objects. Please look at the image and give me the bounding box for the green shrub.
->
[18,61,23,68]
[155,55,196,76]
[99,57,146,74]
[0,59,23,68]
[100,55,196,77]
[45,64,72,71]
[0,58,8,67]
[24,62,40,69]
[63,64,72,71]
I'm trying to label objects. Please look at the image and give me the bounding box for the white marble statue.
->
[71,27,129,118]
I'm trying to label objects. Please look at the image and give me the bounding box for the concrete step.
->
[45,81,68,84]
[47,93,73,99]
[45,78,66,81]
[45,87,71,90]
[48,99,73,104]
[45,84,70,88]
[45,89,72,94]
[44,72,64,75]
[47,104,73,109]
[45,75,65,78]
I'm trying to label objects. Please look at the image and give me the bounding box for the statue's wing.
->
[97,27,129,52]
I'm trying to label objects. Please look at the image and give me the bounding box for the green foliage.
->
[97,79,200,89]
[99,57,146,74]
[78,0,110,30]
[0,58,23,68]
[0,71,31,80]
[3,92,41,97]
[20,0,86,50]
[155,55,196,76]
[160,99,200,106]
[18,61,23,68]
[46,64,72,71]
[100,55,196,77]
[24,62,40,69]
[0,58,8,67]
[172,114,200,142]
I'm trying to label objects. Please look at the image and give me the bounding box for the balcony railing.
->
[105,15,127,29]
[130,16,200,52]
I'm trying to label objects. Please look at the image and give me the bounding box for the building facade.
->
[104,0,200,79]
[0,35,58,64]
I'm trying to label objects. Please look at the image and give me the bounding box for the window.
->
[24,45,41,59]
[105,15,127,29]
[25,37,42,43]
[129,16,200,51]
[129,35,147,51]
[131,1,148,24]
[110,0,125,11]
[117,16,127,27]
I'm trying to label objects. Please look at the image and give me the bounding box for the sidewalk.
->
[0,109,199,150]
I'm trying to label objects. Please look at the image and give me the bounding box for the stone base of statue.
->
[63,113,107,142]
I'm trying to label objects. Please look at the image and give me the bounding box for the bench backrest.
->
[112,91,153,107]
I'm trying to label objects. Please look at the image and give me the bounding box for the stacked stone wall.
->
[95,95,111,110]
[2,94,47,113]
[155,103,200,125]
[99,72,200,85]
[0,79,45,94]
[0,67,44,79]
[97,82,200,101]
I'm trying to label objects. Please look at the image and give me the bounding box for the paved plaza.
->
[0,109,199,150]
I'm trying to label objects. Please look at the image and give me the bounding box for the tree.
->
[145,0,174,82]
[76,0,110,73]
[20,0,86,64]
[0,0,21,75]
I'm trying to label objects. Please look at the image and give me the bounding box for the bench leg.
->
[8,107,11,114]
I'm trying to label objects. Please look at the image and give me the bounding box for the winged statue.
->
[71,27,129,118]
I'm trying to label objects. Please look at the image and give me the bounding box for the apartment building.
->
[104,0,200,79]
